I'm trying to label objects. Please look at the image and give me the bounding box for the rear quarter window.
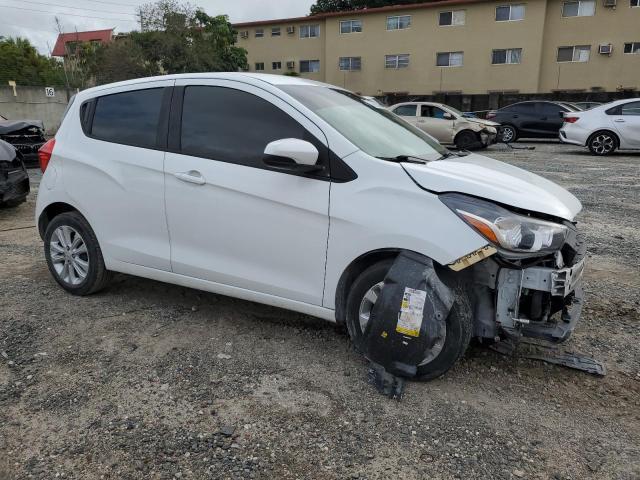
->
[89,88,164,148]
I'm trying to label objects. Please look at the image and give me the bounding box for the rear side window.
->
[513,103,536,114]
[393,105,417,116]
[621,101,640,116]
[180,86,307,167]
[90,88,164,148]
[538,103,564,116]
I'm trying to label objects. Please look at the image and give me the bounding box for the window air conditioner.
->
[286,26,295,34]
[598,44,612,55]
[603,0,616,7]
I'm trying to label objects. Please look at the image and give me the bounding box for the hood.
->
[0,119,45,135]
[403,153,582,221]
[464,117,501,128]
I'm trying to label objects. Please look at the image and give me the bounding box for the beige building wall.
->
[235,0,640,95]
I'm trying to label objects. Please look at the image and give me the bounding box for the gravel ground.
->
[1,142,638,480]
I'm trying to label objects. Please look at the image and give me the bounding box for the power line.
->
[82,0,143,6]
[0,21,58,33]
[0,4,138,22]
[5,0,138,17]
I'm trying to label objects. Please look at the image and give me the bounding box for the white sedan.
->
[560,99,640,155]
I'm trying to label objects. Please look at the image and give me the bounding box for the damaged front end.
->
[0,120,46,167]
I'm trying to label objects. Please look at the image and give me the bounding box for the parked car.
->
[0,114,47,167]
[361,95,386,109]
[487,101,579,142]
[560,98,640,155]
[389,102,500,150]
[36,73,585,380]
[573,101,602,110]
[0,139,30,207]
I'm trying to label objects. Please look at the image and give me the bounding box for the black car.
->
[487,101,580,142]
[0,114,47,167]
[0,139,30,208]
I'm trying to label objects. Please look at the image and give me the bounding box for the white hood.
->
[403,153,582,221]
[465,117,501,128]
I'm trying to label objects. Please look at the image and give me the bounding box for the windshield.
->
[279,85,447,159]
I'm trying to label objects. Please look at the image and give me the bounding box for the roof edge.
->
[232,0,489,28]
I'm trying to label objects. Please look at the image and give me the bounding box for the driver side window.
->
[421,106,448,119]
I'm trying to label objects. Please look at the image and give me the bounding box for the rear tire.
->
[345,259,472,381]
[587,131,618,156]
[44,212,112,296]
[500,125,518,143]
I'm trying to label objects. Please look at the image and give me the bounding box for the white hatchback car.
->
[36,73,585,379]
[560,98,640,155]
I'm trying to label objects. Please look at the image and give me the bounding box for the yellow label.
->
[448,245,497,271]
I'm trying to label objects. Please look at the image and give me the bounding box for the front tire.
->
[345,259,472,381]
[454,130,478,150]
[588,131,617,156]
[500,125,518,143]
[44,212,112,295]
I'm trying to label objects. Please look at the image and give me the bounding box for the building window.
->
[255,62,265,71]
[255,29,264,38]
[272,61,282,70]
[495,4,525,21]
[439,10,466,26]
[300,24,320,38]
[562,0,596,17]
[271,27,281,36]
[624,42,640,53]
[339,57,362,71]
[300,60,320,73]
[385,54,410,68]
[492,48,522,64]
[633,0,640,6]
[340,19,362,33]
[436,51,464,67]
[386,15,411,30]
[557,45,591,62]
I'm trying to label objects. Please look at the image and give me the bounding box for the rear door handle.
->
[174,170,206,185]
[614,119,626,123]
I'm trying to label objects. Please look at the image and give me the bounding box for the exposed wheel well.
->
[587,129,620,147]
[38,202,79,239]
[454,129,478,141]
[334,249,401,325]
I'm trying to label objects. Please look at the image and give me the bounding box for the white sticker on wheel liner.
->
[396,287,427,337]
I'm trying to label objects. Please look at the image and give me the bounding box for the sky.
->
[0,0,315,55]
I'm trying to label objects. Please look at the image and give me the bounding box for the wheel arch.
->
[587,129,620,147]
[38,202,83,240]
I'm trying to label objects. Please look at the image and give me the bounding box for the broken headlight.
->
[440,193,568,254]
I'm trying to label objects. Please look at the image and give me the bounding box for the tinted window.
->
[394,105,417,116]
[91,88,164,148]
[621,101,640,116]
[538,103,564,116]
[180,86,307,167]
[507,103,536,114]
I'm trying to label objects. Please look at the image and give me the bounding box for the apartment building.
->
[234,0,640,95]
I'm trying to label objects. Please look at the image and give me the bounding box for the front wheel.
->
[345,259,472,381]
[44,212,113,295]
[500,125,518,143]
[454,130,478,150]
[588,131,617,156]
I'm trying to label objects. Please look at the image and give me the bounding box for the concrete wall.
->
[0,86,73,134]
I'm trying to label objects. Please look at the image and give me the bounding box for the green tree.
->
[0,37,67,86]
[311,0,437,14]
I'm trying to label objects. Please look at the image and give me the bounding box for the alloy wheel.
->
[501,127,515,143]
[49,225,89,286]
[591,134,615,155]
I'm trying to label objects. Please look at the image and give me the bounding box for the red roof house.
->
[52,29,114,57]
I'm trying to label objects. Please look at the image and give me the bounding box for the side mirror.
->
[263,138,322,172]
[443,112,454,120]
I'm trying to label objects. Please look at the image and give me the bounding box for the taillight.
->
[38,138,56,172]
[486,112,496,120]
[564,117,579,124]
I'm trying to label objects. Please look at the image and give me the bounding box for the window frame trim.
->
[491,48,523,65]
[300,23,321,39]
[384,54,410,69]
[386,14,412,31]
[623,42,640,54]
[339,19,363,34]
[561,0,596,18]
[556,45,591,63]
[438,9,466,26]
[495,4,525,22]
[436,51,464,67]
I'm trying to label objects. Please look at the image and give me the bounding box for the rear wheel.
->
[44,212,112,295]
[588,131,617,156]
[500,125,518,143]
[345,259,472,381]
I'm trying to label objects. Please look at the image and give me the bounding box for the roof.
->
[233,0,488,27]
[52,29,113,56]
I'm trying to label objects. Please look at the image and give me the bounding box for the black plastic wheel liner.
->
[364,250,453,379]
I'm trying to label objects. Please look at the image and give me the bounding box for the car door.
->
[65,81,173,271]
[163,80,330,306]
[391,104,418,127]
[417,105,455,143]
[535,102,567,136]
[610,101,640,148]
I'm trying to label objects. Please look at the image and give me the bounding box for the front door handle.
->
[614,119,626,123]
[174,170,206,185]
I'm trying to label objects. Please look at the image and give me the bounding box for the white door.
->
[64,81,173,270]
[163,80,330,305]
[611,101,640,148]
[416,105,455,143]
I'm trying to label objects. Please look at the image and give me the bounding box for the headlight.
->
[440,193,568,254]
